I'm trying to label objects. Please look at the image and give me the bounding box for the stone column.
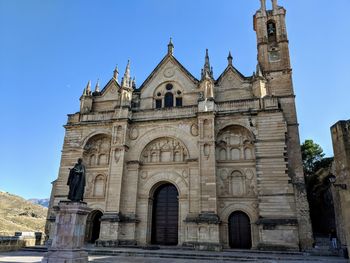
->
[98,116,129,245]
[185,99,221,251]
[42,201,91,263]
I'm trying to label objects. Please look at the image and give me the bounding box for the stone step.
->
[88,247,346,262]
[21,246,347,262]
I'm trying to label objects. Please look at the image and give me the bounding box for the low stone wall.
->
[0,232,44,252]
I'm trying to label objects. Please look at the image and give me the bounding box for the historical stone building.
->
[330,120,350,254]
[46,0,313,251]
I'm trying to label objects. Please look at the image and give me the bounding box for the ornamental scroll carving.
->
[141,137,188,163]
[83,134,111,166]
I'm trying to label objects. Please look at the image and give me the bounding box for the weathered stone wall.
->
[331,120,350,254]
[0,232,44,252]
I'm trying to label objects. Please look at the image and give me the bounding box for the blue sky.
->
[0,0,349,199]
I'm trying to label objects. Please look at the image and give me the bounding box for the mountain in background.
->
[28,198,50,208]
[0,191,47,235]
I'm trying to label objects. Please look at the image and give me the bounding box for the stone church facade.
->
[46,0,313,251]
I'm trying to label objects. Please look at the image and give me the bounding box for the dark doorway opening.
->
[85,210,103,243]
[228,211,252,249]
[151,183,179,245]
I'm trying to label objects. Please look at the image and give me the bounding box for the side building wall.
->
[331,120,350,254]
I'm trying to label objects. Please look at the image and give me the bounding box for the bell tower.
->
[254,0,292,96]
[254,0,314,249]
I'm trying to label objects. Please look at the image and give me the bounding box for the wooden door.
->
[151,183,179,245]
[229,211,252,249]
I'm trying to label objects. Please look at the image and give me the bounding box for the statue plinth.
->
[42,201,92,263]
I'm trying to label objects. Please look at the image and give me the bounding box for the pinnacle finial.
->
[260,0,266,11]
[132,77,136,89]
[201,49,213,80]
[256,63,263,77]
[122,60,131,88]
[168,37,174,55]
[113,65,119,81]
[85,80,91,95]
[227,51,233,65]
[95,79,100,92]
[272,0,278,10]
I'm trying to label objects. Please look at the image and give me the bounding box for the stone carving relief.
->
[84,175,94,197]
[140,171,148,180]
[113,125,123,144]
[190,123,199,137]
[216,125,254,161]
[93,174,106,197]
[114,148,122,163]
[84,174,106,198]
[83,134,111,166]
[141,137,188,163]
[129,127,139,140]
[164,67,175,78]
[203,143,210,158]
[218,169,257,197]
[203,119,212,139]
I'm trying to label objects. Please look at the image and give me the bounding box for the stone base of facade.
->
[183,242,222,251]
[41,249,88,263]
[96,239,138,247]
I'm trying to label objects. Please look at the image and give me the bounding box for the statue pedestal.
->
[42,201,91,263]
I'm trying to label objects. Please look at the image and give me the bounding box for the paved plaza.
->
[0,250,347,263]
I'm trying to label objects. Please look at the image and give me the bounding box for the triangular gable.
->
[215,65,251,89]
[96,78,121,100]
[138,54,199,91]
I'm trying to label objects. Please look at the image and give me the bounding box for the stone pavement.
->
[0,250,348,263]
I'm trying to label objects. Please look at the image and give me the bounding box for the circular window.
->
[157,92,161,97]
[177,90,182,95]
[166,84,173,91]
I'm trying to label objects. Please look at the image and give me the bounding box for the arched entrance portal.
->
[85,210,103,243]
[228,211,252,249]
[151,183,179,245]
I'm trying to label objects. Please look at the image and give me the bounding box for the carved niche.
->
[83,134,111,166]
[84,174,106,198]
[218,169,257,197]
[141,137,188,163]
[216,125,254,161]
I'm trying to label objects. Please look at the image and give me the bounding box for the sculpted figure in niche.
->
[67,158,86,202]
[204,80,214,100]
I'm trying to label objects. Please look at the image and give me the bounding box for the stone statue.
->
[67,158,86,202]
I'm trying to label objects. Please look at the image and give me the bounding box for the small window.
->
[176,97,182,107]
[164,92,174,108]
[157,92,161,97]
[155,99,162,109]
[166,84,173,91]
[177,90,182,95]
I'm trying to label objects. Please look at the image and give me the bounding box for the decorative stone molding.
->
[100,212,139,223]
[185,213,221,225]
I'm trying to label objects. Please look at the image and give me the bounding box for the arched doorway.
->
[151,183,179,245]
[85,210,103,243]
[228,211,252,249]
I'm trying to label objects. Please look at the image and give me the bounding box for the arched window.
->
[164,92,174,108]
[267,21,277,43]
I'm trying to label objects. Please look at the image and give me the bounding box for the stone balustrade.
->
[67,97,280,124]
